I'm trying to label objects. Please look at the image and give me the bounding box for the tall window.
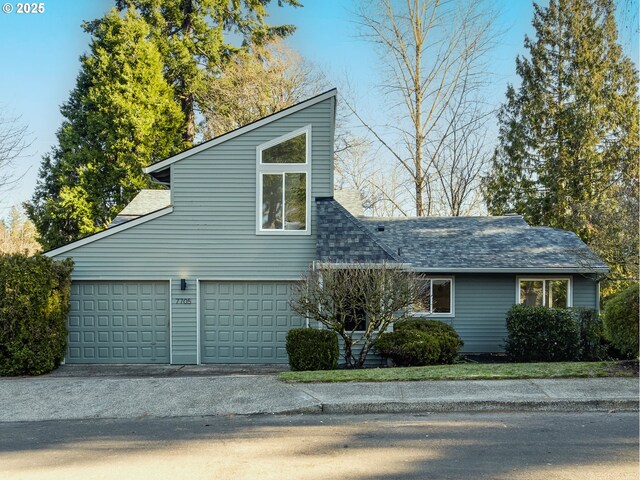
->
[518,278,571,308]
[414,278,454,315]
[257,126,311,234]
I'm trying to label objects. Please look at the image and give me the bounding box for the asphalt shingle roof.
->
[320,197,608,272]
[109,190,171,226]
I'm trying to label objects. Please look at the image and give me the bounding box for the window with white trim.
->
[518,278,571,308]
[414,278,454,315]
[257,126,311,234]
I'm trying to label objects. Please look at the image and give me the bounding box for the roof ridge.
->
[323,198,402,262]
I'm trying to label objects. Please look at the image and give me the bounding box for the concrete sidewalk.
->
[0,372,637,422]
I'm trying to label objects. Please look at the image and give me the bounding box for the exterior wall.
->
[433,273,599,353]
[51,98,335,364]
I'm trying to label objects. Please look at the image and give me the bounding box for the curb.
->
[316,399,640,414]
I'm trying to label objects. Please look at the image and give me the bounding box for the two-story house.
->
[45,89,608,365]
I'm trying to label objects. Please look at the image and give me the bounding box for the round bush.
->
[0,255,74,376]
[573,307,607,361]
[285,328,339,371]
[505,305,580,362]
[394,319,463,364]
[603,284,639,358]
[374,329,440,366]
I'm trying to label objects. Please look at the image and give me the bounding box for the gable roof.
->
[143,88,337,175]
[317,199,608,273]
[109,189,170,226]
[357,215,609,273]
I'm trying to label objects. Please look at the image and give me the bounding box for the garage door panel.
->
[200,281,301,364]
[67,281,170,364]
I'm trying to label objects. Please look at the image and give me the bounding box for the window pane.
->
[262,174,282,230]
[413,280,431,312]
[432,280,451,313]
[520,280,543,306]
[262,133,306,164]
[284,173,306,230]
[546,280,568,308]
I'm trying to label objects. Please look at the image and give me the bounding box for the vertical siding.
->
[51,98,335,364]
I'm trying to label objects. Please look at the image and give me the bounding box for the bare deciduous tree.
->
[349,0,496,216]
[0,111,30,196]
[199,40,325,139]
[290,262,421,368]
[0,206,40,255]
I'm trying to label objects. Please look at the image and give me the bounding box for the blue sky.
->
[0,0,637,216]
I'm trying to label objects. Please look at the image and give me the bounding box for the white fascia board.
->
[44,207,173,258]
[143,89,338,174]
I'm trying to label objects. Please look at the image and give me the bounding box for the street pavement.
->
[0,365,637,422]
[0,412,637,479]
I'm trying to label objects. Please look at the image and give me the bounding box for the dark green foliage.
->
[285,328,339,371]
[116,0,302,143]
[0,255,73,376]
[603,284,639,358]
[394,318,464,364]
[505,305,580,362]
[483,0,639,288]
[26,10,186,250]
[573,307,608,361]
[375,319,464,366]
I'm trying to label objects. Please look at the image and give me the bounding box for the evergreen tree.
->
[483,0,639,287]
[26,10,185,250]
[116,0,302,143]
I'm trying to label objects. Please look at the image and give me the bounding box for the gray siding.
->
[436,273,599,353]
[51,98,335,364]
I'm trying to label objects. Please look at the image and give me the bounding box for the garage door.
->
[200,282,304,363]
[67,281,170,364]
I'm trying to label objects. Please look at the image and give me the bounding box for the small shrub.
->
[0,254,74,376]
[285,328,339,371]
[374,319,463,366]
[505,305,580,362]
[603,284,639,358]
[573,307,608,361]
[374,329,440,366]
[394,318,463,364]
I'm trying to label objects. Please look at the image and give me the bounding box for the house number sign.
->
[175,298,192,304]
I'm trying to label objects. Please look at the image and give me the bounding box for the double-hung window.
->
[413,277,454,316]
[518,278,571,308]
[257,126,311,234]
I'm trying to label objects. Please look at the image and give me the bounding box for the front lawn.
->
[278,361,635,383]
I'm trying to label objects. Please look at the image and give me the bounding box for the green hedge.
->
[374,319,463,366]
[603,284,639,358]
[505,305,580,362]
[573,307,607,361]
[285,328,339,371]
[0,254,74,376]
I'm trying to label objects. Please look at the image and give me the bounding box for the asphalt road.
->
[0,412,637,480]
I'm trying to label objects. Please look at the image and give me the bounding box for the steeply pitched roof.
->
[109,190,171,226]
[357,215,608,272]
[316,198,398,263]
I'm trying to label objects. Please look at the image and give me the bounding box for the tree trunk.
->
[181,0,195,144]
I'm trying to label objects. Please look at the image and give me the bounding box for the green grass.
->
[278,361,634,383]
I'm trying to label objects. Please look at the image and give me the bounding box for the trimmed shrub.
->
[374,329,440,366]
[0,254,74,376]
[374,319,463,366]
[573,307,608,361]
[505,305,580,362]
[394,318,464,364]
[285,328,339,371]
[603,284,639,358]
